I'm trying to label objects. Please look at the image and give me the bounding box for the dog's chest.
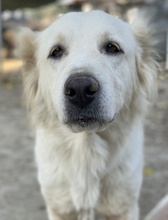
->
[62,133,109,210]
[36,130,109,212]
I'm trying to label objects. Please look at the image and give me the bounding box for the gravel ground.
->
[0,70,168,220]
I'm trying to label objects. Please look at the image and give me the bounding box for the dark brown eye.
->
[105,42,121,54]
[49,45,64,59]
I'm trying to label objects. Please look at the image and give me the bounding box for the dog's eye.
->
[49,46,64,59]
[105,42,122,54]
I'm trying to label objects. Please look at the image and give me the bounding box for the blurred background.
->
[0,0,168,220]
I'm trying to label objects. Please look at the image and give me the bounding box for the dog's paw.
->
[78,209,95,220]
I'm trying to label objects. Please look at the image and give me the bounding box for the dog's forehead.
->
[43,11,133,41]
[56,11,127,29]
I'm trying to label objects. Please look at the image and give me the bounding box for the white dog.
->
[18,11,158,220]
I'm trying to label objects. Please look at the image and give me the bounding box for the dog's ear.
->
[131,16,159,103]
[17,29,39,114]
[18,28,37,70]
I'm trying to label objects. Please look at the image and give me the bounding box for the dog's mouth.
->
[74,116,99,127]
[64,114,114,132]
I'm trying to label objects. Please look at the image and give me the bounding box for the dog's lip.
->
[77,116,98,127]
[65,115,115,128]
[78,115,94,122]
[109,117,115,123]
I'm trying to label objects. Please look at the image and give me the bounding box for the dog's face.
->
[19,11,157,132]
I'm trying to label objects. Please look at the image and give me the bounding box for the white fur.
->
[18,11,158,220]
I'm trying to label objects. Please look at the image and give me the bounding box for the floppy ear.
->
[18,28,37,70]
[131,17,159,103]
[17,29,39,113]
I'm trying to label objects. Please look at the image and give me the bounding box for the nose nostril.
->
[86,87,97,96]
[65,88,76,97]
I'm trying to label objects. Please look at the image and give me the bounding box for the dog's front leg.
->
[77,209,95,220]
[47,207,77,220]
[47,209,63,220]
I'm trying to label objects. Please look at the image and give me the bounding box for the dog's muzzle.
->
[63,74,112,132]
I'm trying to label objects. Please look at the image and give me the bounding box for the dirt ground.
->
[0,66,168,220]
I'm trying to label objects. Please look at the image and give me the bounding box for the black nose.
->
[64,76,99,108]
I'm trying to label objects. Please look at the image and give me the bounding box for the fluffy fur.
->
[18,11,158,220]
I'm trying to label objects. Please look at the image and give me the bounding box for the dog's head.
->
[18,11,158,132]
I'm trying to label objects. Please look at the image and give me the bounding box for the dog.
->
[18,10,158,220]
